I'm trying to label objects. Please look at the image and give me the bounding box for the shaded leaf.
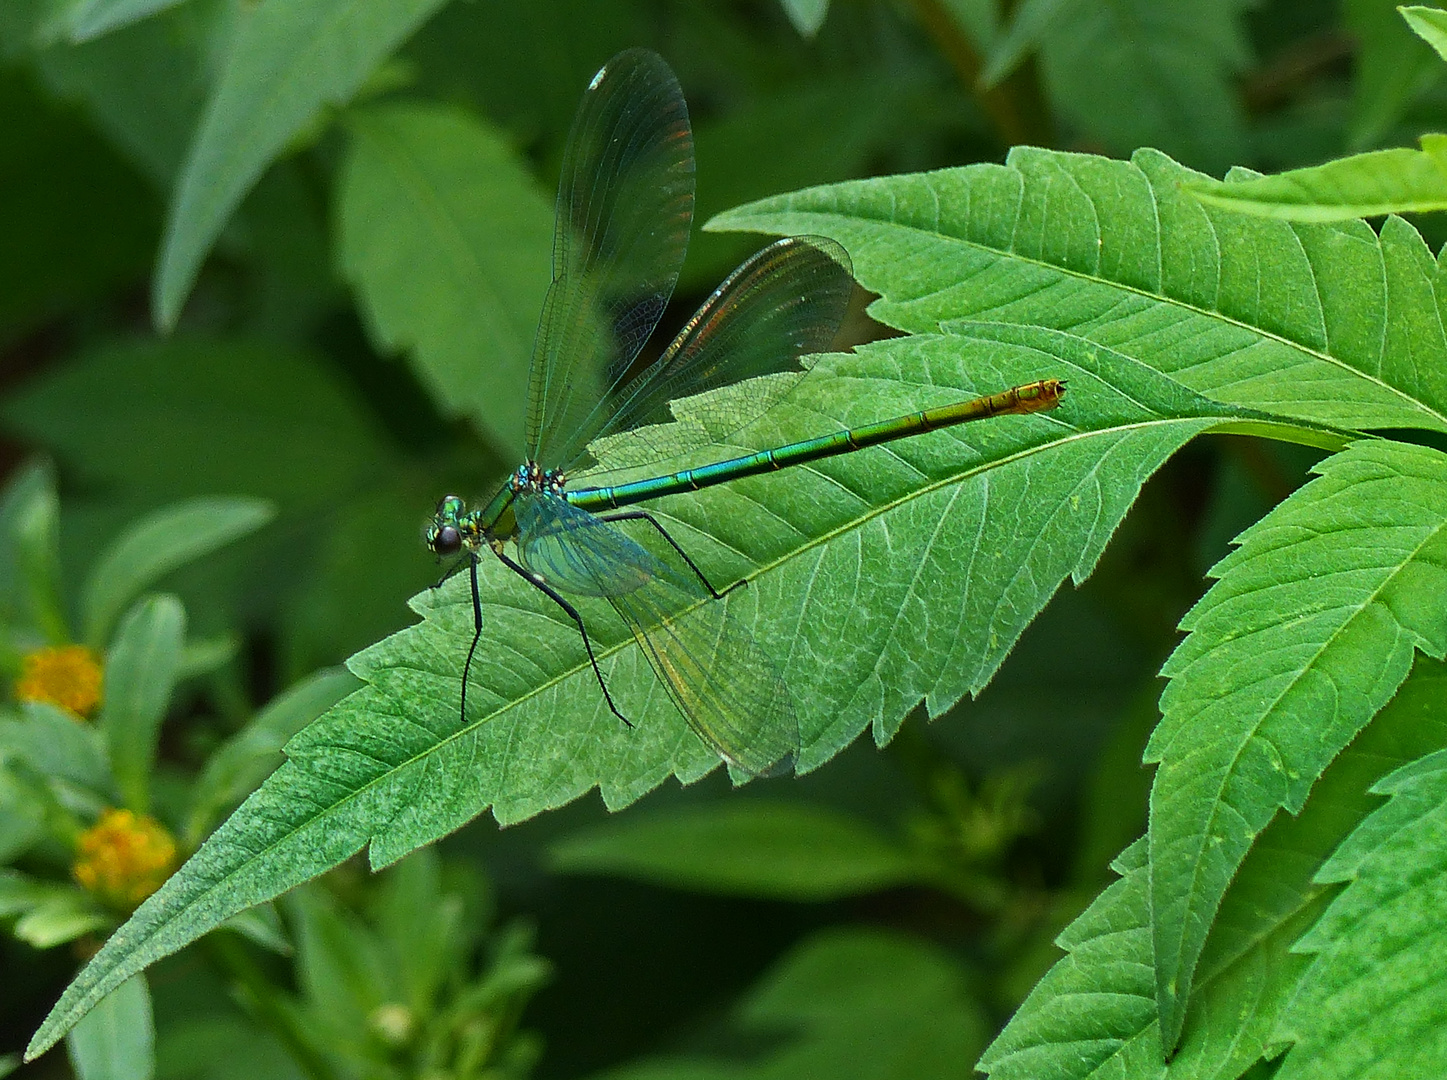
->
[83,497,275,649]
[153,0,447,328]
[101,595,186,814]
[1147,440,1447,1048]
[778,0,829,38]
[0,460,58,644]
[1344,0,1442,148]
[336,101,552,454]
[1,702,112,797]
[551,800,931,900]
[66,977,153,1080]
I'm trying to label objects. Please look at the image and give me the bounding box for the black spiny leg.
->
[491,547,633,728]
[458,554,484,723]
[598,510,744,600]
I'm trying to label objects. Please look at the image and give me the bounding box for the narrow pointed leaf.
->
[708,148,1447,435]
[28,316,1296,1058]
[82,497,275,649]
[1184,137,1447,221]
[779,0,829,38]
[153,0,446,328]
[337,102,552,454]
[980,656,1447,1079]
[102,596,185,814]
[1147,440,1447,1048]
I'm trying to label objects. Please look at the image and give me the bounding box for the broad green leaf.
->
[1345,0,1442,148]
[83,497,275,649]
[1273,693,1447,1077]
[30,317,1295,1057]
[981,656,1447,1078]
[336,102,552,454]
[1147,440,1447,1048]
[1185,136,1447,221]
[1035,0,1251,172]
[1402,5,1447,61]
[550,800,932,900]
[66,976,153,1080]
[0,768,47,862]
[778,0,829,37]
[153,0,447,329]
[186,669,358,843]
[101,596,185,814]
[68,0,190,41]
[709,149,1447,435]
[218,903,290,955]
[154,1017,306,1080]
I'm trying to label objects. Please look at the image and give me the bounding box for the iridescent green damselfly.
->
[427,49,1065,777]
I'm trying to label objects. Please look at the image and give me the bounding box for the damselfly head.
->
[426,495,473,557]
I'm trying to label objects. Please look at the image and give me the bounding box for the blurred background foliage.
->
[0,0,1434,1077]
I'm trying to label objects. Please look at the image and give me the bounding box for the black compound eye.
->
[432,525,462,556]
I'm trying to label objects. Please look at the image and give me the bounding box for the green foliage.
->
[337,102,552,453]
[154,0,449,328]
[6,3,1447,1079]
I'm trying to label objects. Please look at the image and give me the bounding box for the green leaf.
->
[16,888,111,949]
[708,148,1447,435]
[778,0,829,37]
[153,0,447,329]
[0,459,57,641]
[1184,136,1447,221]
[101,596,186,814]
[29,318,1275,1058]
[1035,0,1251,172]
[67,0,190,41]
[1273,714,1447,1075]
[981,656,1447,1077]
[2,702,113,797]
[982,0,1074,88]
[218,902,290,955]
[35,0,217,186]
[66,976,153,1080]
[10,463,67,644]
[83,498,275,649]
[1402,4,1447,61]
[551,800,932,900]
[186,669,358,843]
[336,101,552,454]
[1146,439,1447,1049]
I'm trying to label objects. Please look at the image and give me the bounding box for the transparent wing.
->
[571,236,855,475]
[515,493,797,776]
[528,48,695,468]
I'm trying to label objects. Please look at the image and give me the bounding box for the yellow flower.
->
[73,809,177,910]
[15,644,104,719]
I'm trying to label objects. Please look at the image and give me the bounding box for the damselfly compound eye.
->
[432,525,462,556]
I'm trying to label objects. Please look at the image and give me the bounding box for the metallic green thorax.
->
[565,378,1065,513]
